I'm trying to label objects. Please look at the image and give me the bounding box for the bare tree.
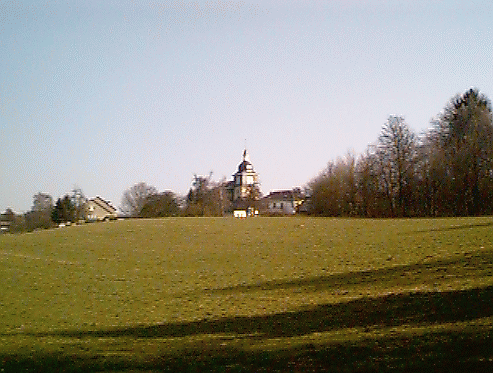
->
[376,115,417,216]
[120,182,158,217]
[307,89,493,218]
[355,147,386,217]
[71,187,87,221]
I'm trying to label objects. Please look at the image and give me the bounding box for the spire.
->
[243,148,250,162]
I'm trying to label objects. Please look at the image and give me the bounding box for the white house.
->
[85,196,117,221]
[262,189,305,215]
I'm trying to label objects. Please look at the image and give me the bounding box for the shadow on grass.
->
[3,253,493,372]
[2,285,493,371]
[204,249,493,294]
[2,326,493,372]
[406,220,493,233]
[15,285,489,340]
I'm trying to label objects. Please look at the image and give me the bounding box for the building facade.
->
[232,149,260,201]
[86,196,117,221]
[262,188,305,215]
[226,149,261,216]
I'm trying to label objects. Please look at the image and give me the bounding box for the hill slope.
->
[1,217,492,371]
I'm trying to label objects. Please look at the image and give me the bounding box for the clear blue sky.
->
[1,0,492,213]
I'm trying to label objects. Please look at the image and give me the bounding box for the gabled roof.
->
[89,196,117,213]
[264,190,296,200]
[263,189,305,201]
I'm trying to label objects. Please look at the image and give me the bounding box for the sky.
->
[1,0,492,213]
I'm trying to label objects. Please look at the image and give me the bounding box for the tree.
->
[305,89,493,218]
[309,152,357,216]
[376,115,417,216]
[120,182,158,217]
[71,187,87,221]
[206,178,233,216]
[431,88,493,215]
[354,148,387,217]
[185,175,208,216]
[183,173,234,216]
[32,193,53,212]
[413,132,452,217]
[309,162,340,216]
[52,195,75,224]
[2,209,27,233]
[25,193,54,230]
[139,191,180,217]
[2,208,15,222]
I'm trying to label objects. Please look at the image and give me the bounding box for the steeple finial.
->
[243,148,250,162]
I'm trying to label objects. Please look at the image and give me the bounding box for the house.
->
[226,149,261,217]
[0,220,10,233]
[85,196,117,221]
[232,199,259,218]
[262,188,305,215]
[0,209,14,233]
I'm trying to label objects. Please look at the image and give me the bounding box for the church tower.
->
[231,149,260,202]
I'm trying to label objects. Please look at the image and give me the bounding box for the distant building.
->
[0,209,15,233]
[226,149,261,217]
[262,188,305,215]
[85,196,117,221]
[223,149,307,217]
[0,219,11,233]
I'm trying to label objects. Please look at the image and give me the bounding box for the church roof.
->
[235,148,256,174]
[237,160,254,173]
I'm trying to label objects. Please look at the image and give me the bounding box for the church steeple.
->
[230,148,259,202]
[243,148,250,162]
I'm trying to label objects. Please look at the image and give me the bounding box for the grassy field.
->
[1,216,492,372]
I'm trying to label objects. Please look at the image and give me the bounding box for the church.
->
[226,149,261,217]
[223,148,305,217]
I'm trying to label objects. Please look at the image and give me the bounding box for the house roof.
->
[89,196,117,213]
[263,190,304,201]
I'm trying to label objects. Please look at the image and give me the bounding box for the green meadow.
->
[1,217,493,372]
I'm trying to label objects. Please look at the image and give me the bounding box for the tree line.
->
[309,88,493,217]
[1,188,89,233]
[1,176,224,233]
[119,174,232,218]
[3,88,492,230]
